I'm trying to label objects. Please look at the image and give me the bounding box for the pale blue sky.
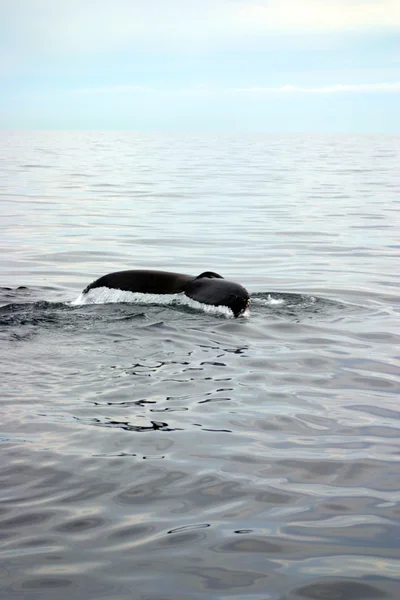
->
[1,0,399,132]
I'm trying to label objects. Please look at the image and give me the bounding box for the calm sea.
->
[1,131,399,600]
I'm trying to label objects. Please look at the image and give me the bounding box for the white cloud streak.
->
[232,82,400,93]
[74,82,400,95]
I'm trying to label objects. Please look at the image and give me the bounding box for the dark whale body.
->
[82,270,249,317]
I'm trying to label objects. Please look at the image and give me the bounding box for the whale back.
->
[83,269,192,295]
[81,268,250,317]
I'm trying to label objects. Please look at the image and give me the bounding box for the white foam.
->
[251,294,285,306]
[267,294,285,306]
[71,287,180,306]
[71,286,243,318]
[71,293,87,306]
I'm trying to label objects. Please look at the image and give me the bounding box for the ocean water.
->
[0,131,399,600]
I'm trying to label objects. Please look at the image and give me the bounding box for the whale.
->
[78,270,250,317]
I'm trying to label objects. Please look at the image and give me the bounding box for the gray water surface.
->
[1,132,399,600]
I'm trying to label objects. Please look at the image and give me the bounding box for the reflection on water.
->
[0,132,399,600]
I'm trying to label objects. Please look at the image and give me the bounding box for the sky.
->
[1,0,399,132]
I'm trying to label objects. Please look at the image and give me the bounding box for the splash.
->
[71,286,238,318]
[250,294,286,306]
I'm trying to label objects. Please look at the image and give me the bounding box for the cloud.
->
[232,82,400,93]
[233,0,400,32]
[1,0,399,61]
[73,85,155,95]
[1,1,235,55]
[73,82,400,95]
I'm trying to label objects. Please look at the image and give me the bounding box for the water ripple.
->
[0,132,399,599]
